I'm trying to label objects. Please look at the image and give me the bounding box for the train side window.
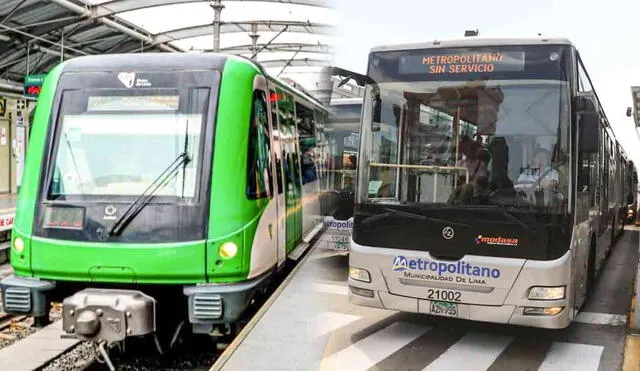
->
[246,90,273,200]
[296,102,317,185]
[269,89,283,194]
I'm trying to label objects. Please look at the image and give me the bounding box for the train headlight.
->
[219,242,238,259]
[528,286,565,300]
[349,267,371,283]
[13,237,24,253]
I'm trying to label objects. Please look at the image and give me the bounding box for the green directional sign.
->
[24,74,46,97]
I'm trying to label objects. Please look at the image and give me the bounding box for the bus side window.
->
[578,152,597,205]
[295,102,317,185]
[246,90,273,200]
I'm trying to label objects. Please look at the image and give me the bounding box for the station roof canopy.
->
[0,0,335,93]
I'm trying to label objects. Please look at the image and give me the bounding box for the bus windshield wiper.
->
[362,207,471,228]
[362,208,427,224]
[483,205,535,233]
[108,151,191,236]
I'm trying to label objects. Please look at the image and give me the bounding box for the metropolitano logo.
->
[392,256,408,271]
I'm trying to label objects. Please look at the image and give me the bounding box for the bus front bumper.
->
[348,242,573,330]
[348,286,571,329]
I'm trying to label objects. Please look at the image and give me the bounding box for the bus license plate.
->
[429,301,458,318]
[331,235,349,250]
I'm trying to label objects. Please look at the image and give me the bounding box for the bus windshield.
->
[359,44,571,214]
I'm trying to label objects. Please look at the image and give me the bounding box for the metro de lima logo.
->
[392,256,408,271]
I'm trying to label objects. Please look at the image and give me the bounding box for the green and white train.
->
[0,52,331,346]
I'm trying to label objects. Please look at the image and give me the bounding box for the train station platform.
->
[0,320,80,371]
[0,193,16,233]
[212,228,640,371]
[0,194,16,257]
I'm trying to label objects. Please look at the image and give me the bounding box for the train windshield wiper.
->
[109,121,191,236]
[108,152,191,236]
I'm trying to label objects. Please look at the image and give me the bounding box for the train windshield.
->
[359,44,571,214]
[47,88,210,202]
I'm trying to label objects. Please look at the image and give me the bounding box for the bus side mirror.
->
[578,96,599,153]
[372,95,381,125]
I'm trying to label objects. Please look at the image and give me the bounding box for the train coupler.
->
[62,288,156,344]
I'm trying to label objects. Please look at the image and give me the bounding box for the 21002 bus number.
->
[427,289,461,302]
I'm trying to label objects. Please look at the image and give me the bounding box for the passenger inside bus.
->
[487,137,514,191]
[515,148,560,189]
[449,146,492,204]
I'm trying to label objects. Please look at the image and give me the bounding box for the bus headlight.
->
[219,242,238,259]
[13,237,24,253]
[349,267,371,283]
[528,286,565,300]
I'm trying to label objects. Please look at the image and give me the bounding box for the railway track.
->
[0,311,36,350]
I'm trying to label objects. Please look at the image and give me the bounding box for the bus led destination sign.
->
[399,50,526,75]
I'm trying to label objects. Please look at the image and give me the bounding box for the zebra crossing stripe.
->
[318,322,431,371]
[314,311,362,338]
[423,332,514,371]
[538,342,603,371]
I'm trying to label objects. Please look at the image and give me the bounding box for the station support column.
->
[210,0,225,52]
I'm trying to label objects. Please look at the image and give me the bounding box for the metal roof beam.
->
[20,16,91,40]
[0,0,29,26]
[0,15,82,34]
[221,42,331,54]
[0,23,89,56]
[155,21,332,43]
[259,58,329,68]
[49,0,183,53]
[0,41,79,73]
[93,0,330,16]
[65,33,128,48]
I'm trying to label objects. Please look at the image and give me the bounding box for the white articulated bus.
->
[348,37,635,328]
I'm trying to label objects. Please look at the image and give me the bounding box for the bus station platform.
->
[212,228,640,371]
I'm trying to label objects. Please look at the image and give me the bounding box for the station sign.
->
[399,51,526,75]
[0,213,14,232]
[24,74,46,97]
